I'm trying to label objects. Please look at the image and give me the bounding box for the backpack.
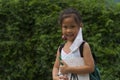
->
[59,41,101,80]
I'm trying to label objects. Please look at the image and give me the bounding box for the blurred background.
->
[0,0,120,80]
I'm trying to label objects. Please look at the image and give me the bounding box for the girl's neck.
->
[63,41,73,54]
[66,41,73,46]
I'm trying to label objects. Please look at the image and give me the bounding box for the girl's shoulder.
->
[82,41,90,48]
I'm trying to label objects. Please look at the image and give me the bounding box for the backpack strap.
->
[79,41,85,57]
[79,41,97,63]
[59,44,65,54]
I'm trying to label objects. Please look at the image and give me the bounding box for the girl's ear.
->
[80,23,83,27]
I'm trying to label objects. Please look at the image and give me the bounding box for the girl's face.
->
[62,16,80,42]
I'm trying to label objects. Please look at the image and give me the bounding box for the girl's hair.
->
[58,8,82,26]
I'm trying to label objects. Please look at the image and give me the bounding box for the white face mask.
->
[70,27,83,52]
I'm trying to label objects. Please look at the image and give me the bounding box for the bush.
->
[0,0,120,80]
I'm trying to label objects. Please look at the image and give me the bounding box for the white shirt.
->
[61,48,90,80]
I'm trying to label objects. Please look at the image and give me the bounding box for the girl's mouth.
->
[66,34,74,38]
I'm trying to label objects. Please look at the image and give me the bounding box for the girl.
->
[52,8,94,80]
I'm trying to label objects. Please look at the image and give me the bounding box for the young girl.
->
[52,8,94,80]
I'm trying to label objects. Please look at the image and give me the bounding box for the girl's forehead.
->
[63,16,75,21]
[62,16,79,25]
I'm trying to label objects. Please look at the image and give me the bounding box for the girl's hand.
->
[59,74,68,80]
[53,75,68,80]
[53,76,59,80]
[60,60,69,74]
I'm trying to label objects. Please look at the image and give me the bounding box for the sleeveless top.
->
[60,48,90,80]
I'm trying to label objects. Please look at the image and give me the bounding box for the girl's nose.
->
[66,28,72,32]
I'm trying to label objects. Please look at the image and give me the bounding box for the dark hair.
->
[58,8,82,26]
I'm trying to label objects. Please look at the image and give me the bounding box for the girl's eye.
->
[70,25,75,28]
[63,26,67,29]
[62,25,75,29]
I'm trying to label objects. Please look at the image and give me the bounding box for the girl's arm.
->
[61,42,95,74]
[52,49,60,80]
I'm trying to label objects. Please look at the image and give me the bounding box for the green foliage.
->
[0,0,120,80]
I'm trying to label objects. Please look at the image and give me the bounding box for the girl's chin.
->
[66,37,75,41]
